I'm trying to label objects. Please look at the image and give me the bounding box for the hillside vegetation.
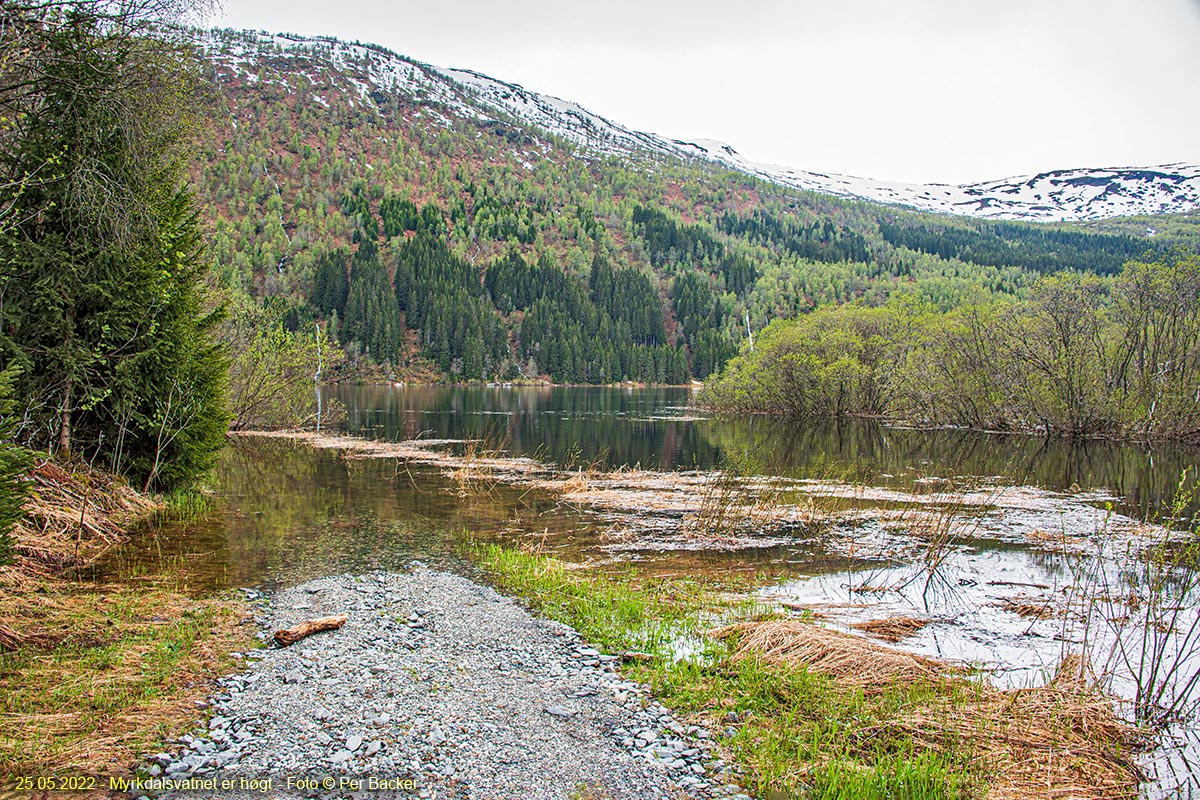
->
[193,28,1198,386]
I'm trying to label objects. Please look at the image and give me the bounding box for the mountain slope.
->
[203,29,1199,223]
[193,28,1198,384]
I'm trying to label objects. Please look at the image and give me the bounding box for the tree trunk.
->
[58,375,72,460]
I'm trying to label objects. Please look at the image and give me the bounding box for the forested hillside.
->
[193,28,1198,384]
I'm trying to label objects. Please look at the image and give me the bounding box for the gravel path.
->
[141,567,752,800]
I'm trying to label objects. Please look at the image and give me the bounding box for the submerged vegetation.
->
[473,544,1143,800]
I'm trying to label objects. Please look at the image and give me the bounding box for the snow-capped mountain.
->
[203,29,1200,223]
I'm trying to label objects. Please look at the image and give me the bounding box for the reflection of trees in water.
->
[191,437,617,588]
[696,416,1198,519]
[110,389,1196,591]
[335,385,721,470]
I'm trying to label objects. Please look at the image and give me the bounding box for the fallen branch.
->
[273,614,347,646]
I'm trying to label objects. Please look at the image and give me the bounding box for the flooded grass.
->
[225,424,1200,796]
[474,545,1145,800]
[0,459,255,783]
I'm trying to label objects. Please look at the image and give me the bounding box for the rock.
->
[141,570,716,799]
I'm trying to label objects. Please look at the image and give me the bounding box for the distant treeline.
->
[879,219,1151,275]
[311,222,692,383]
[701,251,1200,443]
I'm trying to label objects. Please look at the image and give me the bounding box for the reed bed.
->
[721,620,1143,800]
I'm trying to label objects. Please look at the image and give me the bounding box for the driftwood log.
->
[274,614,348,646]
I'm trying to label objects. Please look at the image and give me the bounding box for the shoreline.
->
[693,405,1200,447]
[0,460,254,787]
[139,569,740,800]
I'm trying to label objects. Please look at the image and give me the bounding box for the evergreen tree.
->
[0,5,229,488]
[312,249,349,317]
[0,367,32,565]
[344,239,401,362]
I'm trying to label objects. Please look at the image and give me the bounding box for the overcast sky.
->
[213,0,1200,184]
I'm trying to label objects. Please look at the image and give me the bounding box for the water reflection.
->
[94,387,1200,593]
[340,385,1199,520]
[87,386,1199,798]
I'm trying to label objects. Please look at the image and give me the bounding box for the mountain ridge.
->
[202,28,1200,223]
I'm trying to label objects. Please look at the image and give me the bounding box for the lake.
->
[96,385,1200,796]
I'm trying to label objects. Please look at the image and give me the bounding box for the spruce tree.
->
[0,3,229,489]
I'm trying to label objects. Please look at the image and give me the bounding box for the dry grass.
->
[720,620,1144,800]
[446,430,511,498]
[0,582,253,780]
[715,620,948,687]
[852,615,931,642]
[996,594,1064,621]
[0,458,253,782]
[5,460,161,579]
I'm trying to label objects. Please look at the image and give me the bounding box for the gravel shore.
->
[141,566,751,799]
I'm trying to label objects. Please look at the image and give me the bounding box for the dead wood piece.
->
[274,614,347,646]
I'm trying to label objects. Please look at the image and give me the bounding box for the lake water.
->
[95,385,1200,796]
[95,385,1199,589]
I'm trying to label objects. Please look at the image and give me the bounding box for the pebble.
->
[142,570,739,799]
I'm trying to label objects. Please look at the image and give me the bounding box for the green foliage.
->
[632,205,724,269]
[880,218,1152,275]
[0,3,228,490]
[311,249,349,318]
[720,210,870,264]
[704,252,1200,442]
[0,367,33,565]
[191,28,1193,389]
[223,297,336,430]
[473,544,979,799]
[344,239,401,362]
[517,253,686,383]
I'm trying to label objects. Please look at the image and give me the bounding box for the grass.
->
[0,576,254,781]
[473,543,1142,800]
[0,457,255,785]
[473,542,715,654]
[156,487,217,522]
